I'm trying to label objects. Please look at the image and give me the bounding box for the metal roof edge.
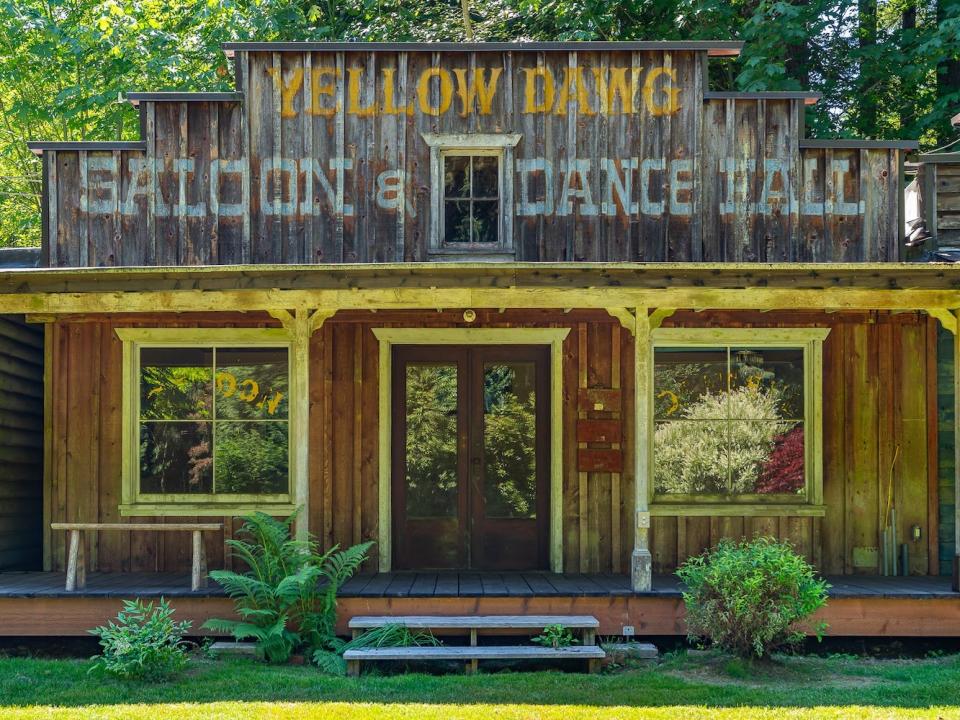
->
[221,40,744,56]
[800,139,920,150]
[26,141,147,155]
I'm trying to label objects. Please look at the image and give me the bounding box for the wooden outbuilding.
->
[1,40,958,638]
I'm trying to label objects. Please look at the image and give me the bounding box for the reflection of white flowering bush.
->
[654,386,792,495]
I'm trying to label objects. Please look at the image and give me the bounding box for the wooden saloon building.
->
[1,39,959,639]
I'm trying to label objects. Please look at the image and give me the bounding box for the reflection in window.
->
[653,346,805,498]
[443,154,499,244]
[405,364,459,518]
[138,346,289,495]
[483,362,537,519]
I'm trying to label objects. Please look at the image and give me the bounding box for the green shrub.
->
[203,511,372,664]
[676,537,829,659]
[89,598,191,681]
[532,624,578,649]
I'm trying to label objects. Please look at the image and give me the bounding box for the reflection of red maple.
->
[756,427,804,494]
[188,439,211,489]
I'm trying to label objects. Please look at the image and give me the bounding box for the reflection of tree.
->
[483,365,536,518]
[140,423,212,493]
[215,422,288,494]
[654,386,796,495]
[405,365,459,517]
[141,366,211,420]
[755,426,805,494]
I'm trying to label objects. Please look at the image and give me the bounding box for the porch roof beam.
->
[6,287,960,316]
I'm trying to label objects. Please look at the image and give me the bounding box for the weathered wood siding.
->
[37,48,905,266]
[0,316,43,570]
[45,310,938,575]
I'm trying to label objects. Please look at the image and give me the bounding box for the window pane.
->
[444,200,472,243]
[443,155,470,198]
[654,348,727,420]
[473,200,499,244]
[214,421,289,494]
[653,419,728,494]
[216,348,289,420]
[405,363,459,518]
[472,156,499,197]
[730,348,804,420]
[140,348,212,420]
[140,421,212,493]
[727,421,803,495]
[483,362,537,519]
[753,423,805,494]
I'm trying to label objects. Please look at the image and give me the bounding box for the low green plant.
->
[313,623,441,675]
[532,624,578,649]
[677,537,829,660]
[202,511,372,664]
[89,598,191,681]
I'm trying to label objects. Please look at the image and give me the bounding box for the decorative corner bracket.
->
[268,308,337,336]
[606,307,677,335]
[927,308,958,335]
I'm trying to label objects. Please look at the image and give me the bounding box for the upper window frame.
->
[422,132,521,259]
[649,327,830,517]
[116,327,298,517]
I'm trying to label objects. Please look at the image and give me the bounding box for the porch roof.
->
[2,262,960,314]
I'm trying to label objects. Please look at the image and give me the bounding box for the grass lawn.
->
[1,650,959,719]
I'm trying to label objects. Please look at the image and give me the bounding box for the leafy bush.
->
[313,623,441,675]
[677,537,829,659]
[89,598,191,681]
[203,512,372,663]
[532,624,578,649]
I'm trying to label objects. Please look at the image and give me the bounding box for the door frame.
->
[373,327,570,573]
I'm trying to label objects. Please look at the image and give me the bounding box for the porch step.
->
[348,614,599,630]
[343,645,605,661]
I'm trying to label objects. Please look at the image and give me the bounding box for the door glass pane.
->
[405,363,459,518]
[483,362,537,519]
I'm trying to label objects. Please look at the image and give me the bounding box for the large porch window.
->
[116,328,296,516]
[650,328,828,513]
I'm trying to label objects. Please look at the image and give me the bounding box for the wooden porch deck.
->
[0,571,956,638]
[0,570,954,599]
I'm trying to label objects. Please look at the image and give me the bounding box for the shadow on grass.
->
[0,652,959,710]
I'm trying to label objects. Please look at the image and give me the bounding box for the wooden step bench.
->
[343,644,605,676]
[345,615,604,675]
[50,522,222,592]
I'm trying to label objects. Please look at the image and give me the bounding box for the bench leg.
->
[466,659,478,675]
[583,629,596,646]
[587,658,600,674]
[191,530,207,591]
[65,530,86,591]
[347,660,360,678]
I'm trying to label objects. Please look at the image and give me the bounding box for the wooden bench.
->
[345,614,604,675]
[50,523,223,592]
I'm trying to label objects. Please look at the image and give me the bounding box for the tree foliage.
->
[1,0,958,247]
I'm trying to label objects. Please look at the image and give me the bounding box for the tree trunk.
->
[899,2,917,134]
[785,0,811,88]
[937,0,960,143]
[858,0,878,136]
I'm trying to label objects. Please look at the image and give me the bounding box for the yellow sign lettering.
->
[267,67,304,119]
[522,67,555,113]
[310,66,340,116]
[417,67,454,116]
[452,68,502,117]
[643,66,681,116]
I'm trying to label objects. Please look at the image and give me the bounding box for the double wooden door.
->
[392,345,549,570]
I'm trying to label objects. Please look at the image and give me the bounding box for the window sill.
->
[427,248,516,262]
[119,503,298,518]
[650,503,826,518]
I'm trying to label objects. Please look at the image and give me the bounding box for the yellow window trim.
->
[649,326,829,511]
[117,327,298,517]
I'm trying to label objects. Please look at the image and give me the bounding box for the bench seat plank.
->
[51,523,223,531]
[343,645,605,661]
[348,615,599,629]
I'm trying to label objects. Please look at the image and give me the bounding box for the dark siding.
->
[0,316,43,571]
[938,324,956,575]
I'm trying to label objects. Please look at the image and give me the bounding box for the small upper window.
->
[443,154,500,245]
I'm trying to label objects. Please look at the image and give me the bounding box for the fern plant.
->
[202,511,372,663]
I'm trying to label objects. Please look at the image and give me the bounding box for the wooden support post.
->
[65,529,86,591]
[954,310,960,592]
[583,628,596,646]
[466,658,479,675]
[347,660,360,678]
[191,530,207,591]
[632,307,653,592]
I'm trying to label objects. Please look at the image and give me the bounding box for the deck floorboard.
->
[0,571,954,599]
